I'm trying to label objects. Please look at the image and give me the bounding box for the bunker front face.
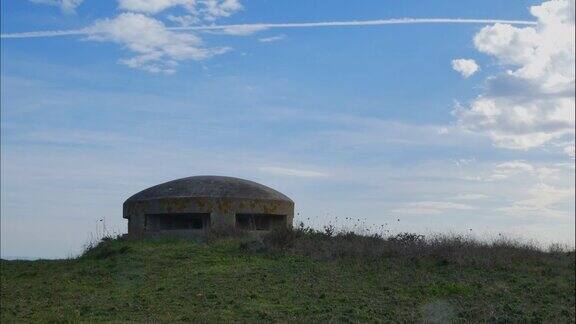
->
[123,176,294,236]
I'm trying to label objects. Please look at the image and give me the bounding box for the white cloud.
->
[258,166,328,178]
[453,158,476,167]
[493,160,534,176]
[451,157,574,221]
[499,183,575,218]
[456,0,575,150]
[118,0,193,14]
[451,58,479,77]
[259,35,286,43]
[119,0,243,21]
[166,14,199,27]
[486,160,554,181]
[564,143,575,158]
[462,159,568,184]
[202,0,242,21]
[393,201,475,215]
[30,0,84,14]
[80,1,244,72]
[437,126,450,134]
[452,193,488,200]
[86,13,230,73]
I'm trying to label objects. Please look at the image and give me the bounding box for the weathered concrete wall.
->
[124,196,294,235]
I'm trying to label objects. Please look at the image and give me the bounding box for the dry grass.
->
[259,224,575,270]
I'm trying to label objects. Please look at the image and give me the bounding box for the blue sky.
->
[1,0,574,258]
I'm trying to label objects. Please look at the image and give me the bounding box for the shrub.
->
[262,227,299,249]
[81,235,130,260]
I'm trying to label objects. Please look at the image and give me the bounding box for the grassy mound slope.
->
[1,228,574,322]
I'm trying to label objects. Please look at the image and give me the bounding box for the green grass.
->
[1,230,574,323]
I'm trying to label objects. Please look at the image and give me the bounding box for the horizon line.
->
[1,18,537,39]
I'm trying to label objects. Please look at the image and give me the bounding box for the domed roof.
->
[125,176,293,203]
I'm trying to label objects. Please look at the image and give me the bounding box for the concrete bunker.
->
[123,176,294,236]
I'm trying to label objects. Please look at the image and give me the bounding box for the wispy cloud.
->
[258,166,328,178]
[499,183,575,219]
[29,0,83,14]
[1,18,536,39]
[451,193,489,200]
[216,25,269,35]
[118,0,243,20]
[460,160,566,183]
[392,201,476,215]
[259,34,285,43]
[21,129,129,146]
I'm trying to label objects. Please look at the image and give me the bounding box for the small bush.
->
[262,227,299,249]
[81,235,130,260]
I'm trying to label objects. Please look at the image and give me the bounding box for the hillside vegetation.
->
[1,226,575,323]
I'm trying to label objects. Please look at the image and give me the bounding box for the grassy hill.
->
[2,227,574,323]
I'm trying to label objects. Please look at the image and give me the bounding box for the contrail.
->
[1,29,89,39]
[172,18,537,31]
[1,18,537,39]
